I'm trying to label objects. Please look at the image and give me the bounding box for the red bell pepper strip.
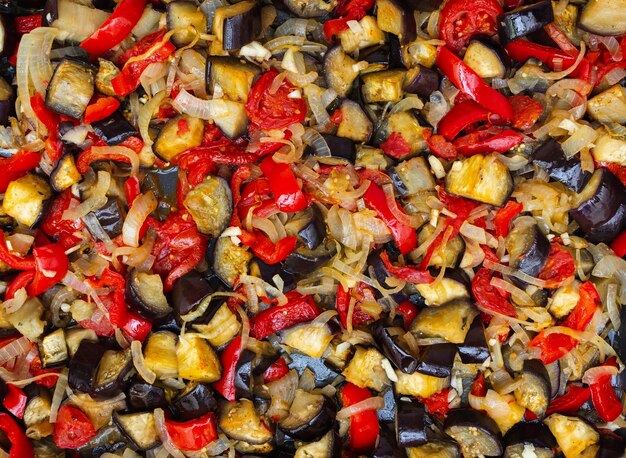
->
[0,150,42,194]
[471,373,488,397]
[611,230,626,258]
[0,412,33,458]
[471,268,517,317]
[0,232,35,271]
[544,23,579,56]
[380,251,434,284]
[260,155,308,213]
[510,95,544,130]
[80,0,148,56]
[251,292,319,340]
[436,46,514,122]
[546,385,591,415]
[14,15,42,34]
[421,387,452,420]
[529,331,578,364]
[425,131,458,159]
[124,176,141,206]
[164,412,218,451]
[493,200,524,238]
[336,283,376,329]
[30,93,63,162]
[323,0,374,40]
[53,405,96,449]
[395,301,418,328]
[112,31,176,97]
[538,243,575,289]
[2,384,27,419]
[586,359,622,422]
[214,336,242,401]
[41,189,85,250]
[454,129,524,156]
[437,100,492,140]
[83,97,121,124]
[505,39,578,70]
[121,310,152,342]
[5,271,36,301]
[563,281,601,331]
[380,132,412,159]
[178,146,259,167]
[26,243,69,296]
[238,230,297,265]
[76,146,137,174]
[340,383,379,452]
[263,358,290,383]
[362,182,417,255]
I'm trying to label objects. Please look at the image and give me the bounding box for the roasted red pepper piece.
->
[177,145,259,168]
[336,283,376,329]
[505,40,578,71]
[544,23,579,56]
[14,15,42,34]
[509,95,543,130]
[27,243,69,296]
[260,154,308,213]
[121,310,152,342]
[245,70,307,129]
[493,200,524,238]
[546,385,591,415]
[471,268,517,317]
[76,146,136,174]
[437,100,493,140]
[395,301,418,328]
[124,176,141,206]
[80,0,147,56]
[380,132,412,159]
[251,292,319,340]
[340,383,379,452]
[323,0,374,40]
[471,373,488,397]
[421,387,452,420]
[164,412,218,451]
[362,182,417,255]
[529,331,578,364]
[41,189,85,249]
[436,46,514,122]
[30,93,63,162]
[380,251,434,284]
[53,405,96,449]
[0,150,41,193]
[453,128,523,156]
[237,178,278,222]
[563,281,601,331]
[425,132,458,159]
[0,412,33,457]
[438,0,502,52]
[538,243,575,289]
[112,30,176,97]
[0,232,35,270]
[5,271,36,301]
[238,230,297,265]
[611,230,626,257]
[213,336,242,401]
[83,97,121,124]
[587,359,622,422]
[263,358,290,383]
[2,385,27,419]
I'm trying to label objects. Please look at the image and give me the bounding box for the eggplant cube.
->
[342,346,390,391]
[192,303,242,347]
[113,411,160,451]
[143,331,179,379]
[463,40,506,79]
[336,99,373,143]
[50,155,82,192]
[40,329,68,367]
[167,1,208,47]
[154,114,204,162]
[361,70,405,103]
[586,85,626,125]
[339,16,385,54]
[579,0,626,36]
[324,45,359,98]
[278,389,336,441]
[282,322,334,358]
[544,413,599,458]
[7,297,46,341]
[410,300,477,344]
[445,153,513,206]
[45,59,95,119]
[206,57,259,103]
[592,134,626,166]
[2,174,51,228]
[218,399,274,444]
[376,0,417,44]
[183,175,232,238]
[385,111,428,154]
[213,1,261,50]
[176,333,221,382]
[395,370,449,398]
[497,0,554,43]
[126,269,172,320]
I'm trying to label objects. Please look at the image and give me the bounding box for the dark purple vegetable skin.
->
[68,340,107,393]
[395,400,428,447]
[371,320,418,374]
[319,133,357,162]
[169,383,216,422]
[222,3,261,50]
[171,270,224,324]
[278,395,336,441]
[141,166,179,221]
[377,387,397,423]
[298,207,326,250]
[444,408,503,457]
[503,422,556,450]
[458,316,489,364]
[373,423,405,458]
[234,349,256,399]
[91,111,138,146]
[599,430,626,458]
[532,139,591,192]
[92,352,134,399]
[127,381,167,411]
[416,343,457,378]
[403,65,439,98]
[93,198,124,238]
[287,353,340,387]
[498,0,554,43]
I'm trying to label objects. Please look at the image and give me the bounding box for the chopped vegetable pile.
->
[0,0,623,456]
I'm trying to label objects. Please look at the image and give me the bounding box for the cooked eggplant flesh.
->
[93,347,133,397]
[336,99,374,143]
[183,175,232,238]
[2,174,51,227]
[50,155,81,192]
[324,45,359,97]
[154,115,204,162]
[445,153,513,206]
[219,399,273,444]
[278,389,335,441]
[463,40,507,79]
[113,411,161,451]
[506,217,550,279]
[444,409,503,458]
[579,0,626,36]
[206,56,259,102]
[167,1,207,47]
[45,59,94,119]
[544,413,599,458]
[125,269,173,320]
[411,300,477,344]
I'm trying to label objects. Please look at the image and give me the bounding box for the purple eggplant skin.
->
[367,249,411,305]
[372,321,418,374]
[507,220,550,282]
[570,168,626,239]
[599,430,626,458]
[234,349,256,399]
[458,316,489,364]
[586,202,626,243]
[287,353,341,387]
[91,111,138,146]
[503,422,556,450]
[222,3,261,51]
[377,387,397,423]
[416,343,457,378]
[250,258,297,292]
[395,400,428,447]
[519,359,552,417]
[93,198,124,239]
[498,0,554,43]
[544,360,561,399]
[171,270,223,324]
[403,65,439,99]
[169,383,217,422]
[374,423,406,458]
[444,409,504,457]
[91,351,135,399]
[127,381,167,411]
[298,207,326,250]
[532,139,591,192]
[376,0,417,44]
[141,166,179,221]
[0,98,12,126]
[68,341,107,393]
[279,394,336,441]
[320,133,357,162]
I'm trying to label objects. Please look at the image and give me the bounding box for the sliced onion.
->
[593,35,623,61]
[265,35,305,51]
[484,259,548,288]
[82,212,115,253]
[311,310,338,327]
[123,192,158,247]
[606,283,620,330]
[138,91,167,146]
[131,340,156,384]
[154,408,186,458]
[62,170,111,220]
[528,41,587,81]
[336,396,385,420]
[592,255,626,278]
[236,305,250,352]
[382,184,425,228]
[302,128,331,157]
[389,95,424,114]
[2,288,28,315]
[604,67,626,85]
[61,271,90,295]
[582,365,619,385]
[561,124,598,158]
[304,84,330,126]
[490,277,534,306]
[0,337,31,365]
[49,369,69,423]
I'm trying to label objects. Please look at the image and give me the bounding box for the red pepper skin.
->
[425,132,458,159]
[589,366,622,422]
[238,230,297,265]
[31,93,63,161]
[164,412,218,451]
[2,384,27,419]
[362,182,417,255]
[0,150,41,193]
[245,71,307,129]
[544,23,579,56]
[323,0,374,40]
[546,385,591,415]
[53,405,96,449]
[0,412,34,458]
[237,178,278,222]
[336,283,376,329]
[437,100,492,140]
[493,200,524,238]
[251,292,319,340]
[436,46,514,122]
[124,176,141,206]
[538,243,575,289]
[83,97,121,124]
[454,129,523,156]
[5,271,36,300]
[505,40,578,70]
[121,310,152,342]
[611,230,626,258]
[14,15,42,34]
[380,132,412,159]
[563,281,601,331]
[380,251,434,284]
[81,0,148,56]
[0,232,36,271]
[260,155,307,213]
[529,332,578,364]
[214,336,242,401]
[396,301,418,328]
[340,383,379,452]
[76,146,136,174]
[41,189,85,249]
[471,268,517,317]
[471,374,488,397]
[263,358,290,383]
[510,95,543,130]
[178,145,259,168]
[27,244,69,296]
[422,387,452,420]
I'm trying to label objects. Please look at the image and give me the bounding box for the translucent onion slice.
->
[123,192,158,247]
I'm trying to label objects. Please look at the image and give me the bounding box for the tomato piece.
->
[439,0,502,52]
[529,331,578,364]
[563,281,601,331]
[245,71,307,129]
[164,412,218,451]
[53,405,96,449]
[421,387,452,420]
[510,95,543,130]
[380,132,412,159]
[493,200,524,238]
[538,243,575,289]
[471,268,517,317]
[336,283,377,329]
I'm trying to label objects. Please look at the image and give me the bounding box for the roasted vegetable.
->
[445,153,513,206]
[278,389,336,440]
[45,59,95,119]
[154,115,204,162]
[113,411,160,451]
[213,1,261,50]
[444,409,503,458]
[498,0,554,42]
[183,175,232,237]
[2,174,51,227]
[125,269,173,320]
